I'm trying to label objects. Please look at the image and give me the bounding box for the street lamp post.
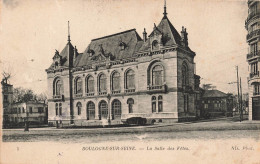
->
[24,109,29,132]
[107,94,111,126]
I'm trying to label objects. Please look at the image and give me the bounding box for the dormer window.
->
[119,42,126,50]
[55,62,59,68]
[87,49,95,57]
[152,40,159,50]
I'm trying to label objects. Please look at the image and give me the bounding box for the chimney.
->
[143,28,147,42]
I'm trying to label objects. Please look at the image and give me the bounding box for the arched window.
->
[75,77,82,94]
[158,95,163,112]
[86,75,94,93]
[99,74,107,92]
[87,101,95,120]
[53,78,63,96]
[55,103,58,116]
[127,98,134,113]
[152,96,156,113]
[59,103,62,116]
[112,99,121,119]
[152,40,159,50]
[99,100,108,120]
[182,63,189,87]
[76,102,82,115]
[125,69,135,89]
[152,65,163,86]
[112,72,120,91]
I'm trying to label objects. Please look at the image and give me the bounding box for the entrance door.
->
[112,99,121,120]
[252,97,260,120]
[99,100,108,120]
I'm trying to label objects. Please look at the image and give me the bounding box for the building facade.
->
[46,4,200,126]
[246,0,260,120]
[8,101,48,127]
[1,78,13,127]
[200,90,234,118]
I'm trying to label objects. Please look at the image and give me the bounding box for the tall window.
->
[59,103,62,116]
[158,95,163,112]
[152,96,156,113]
[76,102,82,115]
[126,69,135,89]
[152,65,163,86]
[254,84,260,95]
[99,100,108,120]
[182,63,188,87]
[87,101,95,120]
[250,43,258,54]
[112,72,120,91]
[86,75,94,93]
[75,77,82,94]
[55,103,58,116]
[184,95,189,113]
[99,74,107,92]
[251,62,258,74]
[112,99,122,119]
[127,98,134,113]
[29,107,33,114]
[53,78,63,96]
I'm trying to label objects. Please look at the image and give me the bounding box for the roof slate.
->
[202,90,228,98]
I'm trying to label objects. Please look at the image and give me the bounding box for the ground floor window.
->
[158,95,163,112]
[112,99,121,119]
[127,98,134,113]
[184,95,189,113]
[152,96,156,113]
[87,101,95,120]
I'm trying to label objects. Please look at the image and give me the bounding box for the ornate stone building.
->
[46,3,200,126]
[246,0,260,120]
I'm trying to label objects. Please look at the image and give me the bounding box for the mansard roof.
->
[74,29,143,67]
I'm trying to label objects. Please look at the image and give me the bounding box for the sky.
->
[0,0,249,95]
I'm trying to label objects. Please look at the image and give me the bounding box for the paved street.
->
[2,118,260,143]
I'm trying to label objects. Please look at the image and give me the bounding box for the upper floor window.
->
[99,74,107,92]
[112,72,120,91]
[182,63,189,87]
[250,42,258,53]
[152,40,159,50]
[125,69,135,89]
[86,75,94,93]
[152,65,163,86]
[251,62,258,74]
[53,78,63,96]
[75,77,82,94]
[251,23,258,32]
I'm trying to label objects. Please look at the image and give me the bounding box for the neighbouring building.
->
[1,78,13,128]
[8,101,48,127]
[46,2,200,126]
[200,90,234,117]
[246,0,260,120]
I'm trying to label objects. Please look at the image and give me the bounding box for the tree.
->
[13,87,34,103]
